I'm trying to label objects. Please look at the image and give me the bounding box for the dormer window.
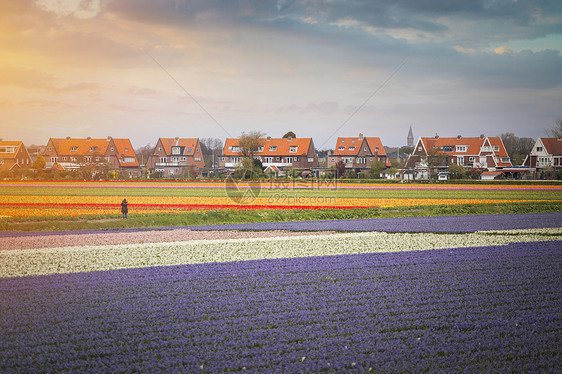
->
[70,146,79,152]
[338,147,345,151]
[536,146,543,152]
[348,147,355,151]
[89,146,98,152]
[442,145,454,152]
[269,146,277,152]
[257,146,264,153]
[493,146,500,152]
[289,146,298,153]
[171,146,181,155]
[456,145,467,152]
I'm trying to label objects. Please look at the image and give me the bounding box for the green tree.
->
[32,155,46,170]
[282,131,296,138]
[370,160,385,178]
[447,163,467,179]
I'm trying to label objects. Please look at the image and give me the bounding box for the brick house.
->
[0,141,32,171]
[146,137,204,177]
[219,136,318,170]
[42,137,141,177]
[524,137,562,171]
[326,134,391,171]
[405,135,512,178]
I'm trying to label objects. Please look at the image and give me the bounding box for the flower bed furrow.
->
[0,241,559,372]
[1,230,559,278]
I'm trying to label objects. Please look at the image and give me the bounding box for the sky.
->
[1,0,561,149]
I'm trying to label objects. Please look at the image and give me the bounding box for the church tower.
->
[407,126,414,147]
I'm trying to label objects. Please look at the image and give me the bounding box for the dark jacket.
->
[121,200,128,214]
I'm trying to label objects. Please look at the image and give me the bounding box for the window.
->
[160,157,167,163]
[276,157,280,161]
[48,147,53,151]
[289,146,298,153]
[442,146,454,152]
[158,146,162,151]
[0,160,3,165]
[181,157,187,161]
[269,146,277,152]
[456,145,467,152]
[348,147,355,151]
[286,157,293,163]
[195,157,201,161]
[536,146,543,152]
[493,146,500,152]
[364,147,367,151]
[308,158,314,163]
[221,157,225,161]
[294,157,299,161]
[331,157,335,162]
[62,157,67,161]
[187,147,193,153]
[338,147,345,151]
[172,157,179,162]
[264,157,273,163]
[257,146,264,153]
[502,157,510,163]
[110,147,115,152]
[70,146,79,152]
[89,146,98,152]
[123,157,135,163]
[96,157,101,161]
[457,157,464,166]
[469,157,475,162]
[418,146,422,151]
[172,147,181,155]
[50,157,57,163]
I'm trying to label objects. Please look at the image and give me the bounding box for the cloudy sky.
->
[1,0,561,149]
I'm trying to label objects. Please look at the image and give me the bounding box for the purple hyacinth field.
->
[1,240,560,372]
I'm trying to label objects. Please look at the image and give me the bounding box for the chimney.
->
[434,134,439,139]
[457,135,462,140]
[266,136,271,141]
[86,137,91,141]
[358,133,363,140]
[107,136,112,141]
[287,136,292,141]
[480,134,485,139]
[66,136,71,141]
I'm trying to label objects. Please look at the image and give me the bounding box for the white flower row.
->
[1,229,560,278]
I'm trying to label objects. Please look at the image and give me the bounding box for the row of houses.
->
[1,134,561,178]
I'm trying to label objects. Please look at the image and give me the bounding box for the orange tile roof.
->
[159,138,199,156]
[364,137,388,156]
[421,137,484,155]
[540,137,562,155]
[50,138,110,155]
[333,137,388,156]
[333,137,365,156]
[112,138,140,167]
[223,138,313,156]
[0,141,23,158]
[487,137,509,157]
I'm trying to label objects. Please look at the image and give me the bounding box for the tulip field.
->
[1,180,561,372]
[0,180,561,220]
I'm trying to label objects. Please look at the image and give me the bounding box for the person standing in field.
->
[121,198,128,219]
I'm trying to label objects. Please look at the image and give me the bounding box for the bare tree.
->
[239,131,265,158]
[199,138,223,168]
[548,118,562,138]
